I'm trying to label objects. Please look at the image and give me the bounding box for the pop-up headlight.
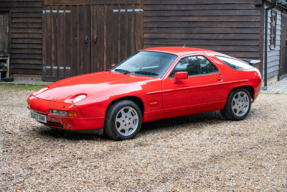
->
[73,95,87,103]
[36,87,49,94]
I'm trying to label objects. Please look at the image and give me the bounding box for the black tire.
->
[220,88,251,121]
[104,100,142,140]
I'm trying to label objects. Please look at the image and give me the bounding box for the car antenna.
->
[183,28,198,48]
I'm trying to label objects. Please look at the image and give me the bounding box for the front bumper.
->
[27,96,104,134]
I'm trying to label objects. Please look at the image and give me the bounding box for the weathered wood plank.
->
[11,13,42,18]
[11,68,42,75]
[144,22,260,28]
[11,23,42,28]
[144,10,261,17]
[91,0,140,4]
[71,5,78,77]
[144,28,260,34]
[11,44,42,49]
[219,51,259,58]
[106,4,114,69]
[91,4,97,72]
[85,5,91,74]
[144,0,254,5]
[11,54,42,59]
[0,8,42,12]
[11,39,42,44]
[11,18,42,23]
[97,4,105,71]
[11,28,42,34]
[12,59,42,64]
[0,2,42,8]
[11,34,42,38]
[11,64,42,69]
[1,0,42,2]
[11,49,42,54]
[64,5,72,77]
[144,39,259,46]
[144,16,261,22]
[144,4,259,11]
[144,34,260,40]
[45,0,90,5]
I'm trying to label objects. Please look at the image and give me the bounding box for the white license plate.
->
[30,111,47,123]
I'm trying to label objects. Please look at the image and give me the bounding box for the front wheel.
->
[104,100,142,140]
[220,88,251,121]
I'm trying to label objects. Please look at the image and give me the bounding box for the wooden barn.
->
[0,0,286,83]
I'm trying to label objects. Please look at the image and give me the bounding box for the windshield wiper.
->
[114,69,131,74]
[135,71,158,76]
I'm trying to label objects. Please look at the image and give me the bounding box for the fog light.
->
[50,110,67,117]
[50,110,78,117]
[67,111,77,117]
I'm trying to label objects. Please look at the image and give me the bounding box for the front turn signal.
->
[67,111,77,117]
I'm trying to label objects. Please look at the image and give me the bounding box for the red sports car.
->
[27,47,262,140]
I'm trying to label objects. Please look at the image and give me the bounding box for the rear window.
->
[214,55,254,70]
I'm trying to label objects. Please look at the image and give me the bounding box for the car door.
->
[162,55,226,113]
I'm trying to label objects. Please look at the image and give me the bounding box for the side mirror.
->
[111,64,116,67]
[173,72,188,84]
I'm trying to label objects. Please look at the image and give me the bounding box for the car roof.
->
[141,47,217,56]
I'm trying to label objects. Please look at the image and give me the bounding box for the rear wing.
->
[239,58,261,66]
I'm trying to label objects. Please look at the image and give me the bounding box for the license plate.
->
[30,111,47,123]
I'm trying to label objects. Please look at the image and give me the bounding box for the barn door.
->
[43,4,91,81]
[0,11,10,54]
[279,12,287,80]
[91,0,143,72]
[43,0,143,81]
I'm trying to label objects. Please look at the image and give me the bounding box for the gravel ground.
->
[1,86,287,191]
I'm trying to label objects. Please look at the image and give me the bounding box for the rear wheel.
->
[104,100,142,140]
[220,88,251,121]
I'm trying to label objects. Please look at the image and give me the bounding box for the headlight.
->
[50,110,77,117]
[36,87,49,94]
[73,95,87,103]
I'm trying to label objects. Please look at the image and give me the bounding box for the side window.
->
[170,56,218,78]
[197,56,219,74]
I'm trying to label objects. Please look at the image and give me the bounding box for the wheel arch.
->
[229,86,255,101]
[106,96,144,115]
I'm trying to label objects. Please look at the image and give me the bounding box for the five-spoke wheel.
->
[115,107,139,137]
[221,88,251,121]
[105,100,142,140]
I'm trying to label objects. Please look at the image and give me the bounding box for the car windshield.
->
[111,51,177,78]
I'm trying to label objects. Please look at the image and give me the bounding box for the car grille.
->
[42,121,64,128]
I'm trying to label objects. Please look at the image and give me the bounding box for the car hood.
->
[36,71,156,103]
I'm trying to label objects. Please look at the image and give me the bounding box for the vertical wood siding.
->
[263,8,282,79]
[143,0,261,59]
[0,0,43,75]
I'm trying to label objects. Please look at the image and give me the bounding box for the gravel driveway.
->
[1,86,287,191]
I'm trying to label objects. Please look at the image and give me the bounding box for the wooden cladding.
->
[0,1,43,75]
[144,0,262,59]
[43,0,143,81]
[45,0,141,5]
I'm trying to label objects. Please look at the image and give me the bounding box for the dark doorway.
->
[0,11,10,54]
[279,12,287,80]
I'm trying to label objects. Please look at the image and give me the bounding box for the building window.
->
[270,10,277,50]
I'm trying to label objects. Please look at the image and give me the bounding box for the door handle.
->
[85,35,89,43]
[217,77,223,82]
[94,35,97,44]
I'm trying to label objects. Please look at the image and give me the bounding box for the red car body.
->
[27,47,262,135]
